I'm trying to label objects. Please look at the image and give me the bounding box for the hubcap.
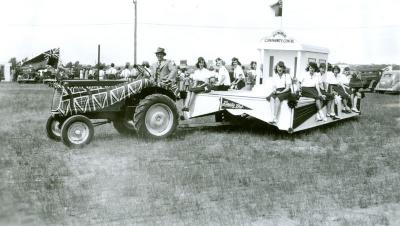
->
[145,103,174,136]
[67,122,89,144]
[51,120,61,137]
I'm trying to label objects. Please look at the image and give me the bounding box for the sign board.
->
[262,30,295,44]
[220,98,251,110]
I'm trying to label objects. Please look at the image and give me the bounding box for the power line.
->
[4,22,400,30]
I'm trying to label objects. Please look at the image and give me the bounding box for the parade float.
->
[46,31,361,147]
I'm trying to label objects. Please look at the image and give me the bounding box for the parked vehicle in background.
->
[357,69,382,92]
[17,66,38,83]
[375,70,400,94]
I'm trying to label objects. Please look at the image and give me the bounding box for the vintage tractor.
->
[46,65,179,148]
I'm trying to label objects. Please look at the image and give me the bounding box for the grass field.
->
[0,83,399,226]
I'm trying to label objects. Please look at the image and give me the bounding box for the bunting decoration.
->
[52,79,156,116]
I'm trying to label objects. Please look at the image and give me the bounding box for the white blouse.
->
[339,73,350,85]
[233,65,244,80]
[191,68,211,83]
[301,72,320,88]
[272,73,291,89]
[325,72,340,85]
[216,66,231,86]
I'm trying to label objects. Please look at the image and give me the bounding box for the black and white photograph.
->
[1,0,400,225]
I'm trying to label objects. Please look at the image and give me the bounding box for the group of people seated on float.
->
[179,56,260,111]
[135,48,363,121]
[267,61,363,124]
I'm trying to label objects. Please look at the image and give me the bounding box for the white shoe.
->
[316,113,322,121]
[327,112,335,118]
[352,108,360,113]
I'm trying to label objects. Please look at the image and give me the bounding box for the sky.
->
[1,0,400,66]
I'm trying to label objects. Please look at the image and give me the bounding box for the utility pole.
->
[133,0,137,65]
[97,44,100,81]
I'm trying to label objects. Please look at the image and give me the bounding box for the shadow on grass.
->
[172,116,360,141]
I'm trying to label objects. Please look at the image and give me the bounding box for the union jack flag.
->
[44,48,60,68]
[23,48,60,68]
[44,48,60,60]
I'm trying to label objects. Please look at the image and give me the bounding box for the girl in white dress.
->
[300,62,327,121]
[182,57,212,111]
[230,57,245,90]
[266,61,292,124]
[327,66,352,115]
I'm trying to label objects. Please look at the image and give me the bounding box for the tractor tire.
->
[133,94,178,139]
[61,115,94,148]
[46,116,62,141]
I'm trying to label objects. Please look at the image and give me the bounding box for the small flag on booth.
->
[270,0,283,17]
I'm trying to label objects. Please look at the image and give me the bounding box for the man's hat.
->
[155,47,166,56]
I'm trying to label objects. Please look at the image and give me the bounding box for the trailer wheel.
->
[46,116,62,141]
[133,94,178,139]
[61,115,94,148]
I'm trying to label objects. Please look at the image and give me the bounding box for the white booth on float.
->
[256,30,329,84]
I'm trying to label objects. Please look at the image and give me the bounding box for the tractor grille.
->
[51,88,62,111]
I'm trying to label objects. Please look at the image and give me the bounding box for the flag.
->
[23,48,60,69]
[270,0,283,17]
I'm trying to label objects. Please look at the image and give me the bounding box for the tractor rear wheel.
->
[61,115,94,148]
[133,94,178,139]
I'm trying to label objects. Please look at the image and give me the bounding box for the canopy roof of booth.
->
[258,30,329,54]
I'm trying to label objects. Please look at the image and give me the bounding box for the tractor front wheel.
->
[133,94,178,139]
[61,115,94,148]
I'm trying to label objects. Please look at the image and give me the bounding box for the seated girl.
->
[326,66,352,116]
[213,57,231,91]
[350,72,364,113]
[266,61,292,124]
[300,62,327,121]
[182,57,212,112]
[243,61,258,90]
[341,67,364,113]
[230,57,245,90]
[319,63,335,118]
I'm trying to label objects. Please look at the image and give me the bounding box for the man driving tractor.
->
[150,47,177,85]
